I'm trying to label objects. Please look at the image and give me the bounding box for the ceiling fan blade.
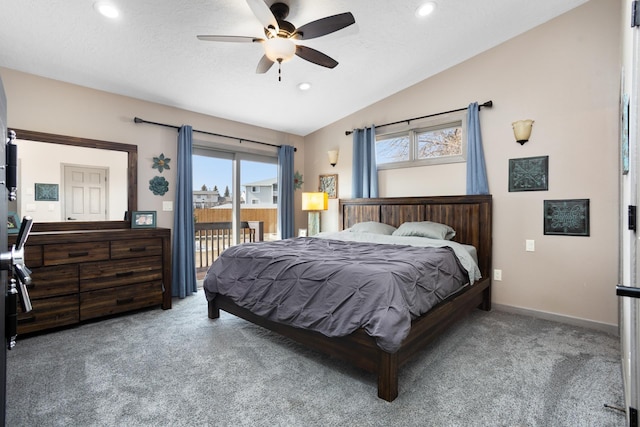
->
[294,12,355,40]
[246,0,279,35]
[295,45,338,69]
[256,55,274,74]
[197,35,264,43]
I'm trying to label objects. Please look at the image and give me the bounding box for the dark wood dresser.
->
[11,228,172,334]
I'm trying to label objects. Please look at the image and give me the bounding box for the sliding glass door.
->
[192,147,278,278]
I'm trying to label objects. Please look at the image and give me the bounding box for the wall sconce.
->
[301,192,328,236]
[512,120,534,145]
[328,150,339,167]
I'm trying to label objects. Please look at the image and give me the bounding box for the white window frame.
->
[376,111,467,170]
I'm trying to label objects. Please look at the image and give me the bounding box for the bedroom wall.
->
[0,67,305,230]
[303,0,621,327]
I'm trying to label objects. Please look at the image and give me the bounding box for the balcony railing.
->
[194,221,264,279]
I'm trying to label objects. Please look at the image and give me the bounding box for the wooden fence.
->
[194,207,277,234]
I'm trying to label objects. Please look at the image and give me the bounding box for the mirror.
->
[10,129,137,232]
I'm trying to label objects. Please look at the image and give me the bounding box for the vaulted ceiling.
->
[0,0,588,136]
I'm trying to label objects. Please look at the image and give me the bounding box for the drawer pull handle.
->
[20,316,36,324]
[117,297,134,305]
[68,251,89,258]
[116,271,134,278]
[129,246,147,252]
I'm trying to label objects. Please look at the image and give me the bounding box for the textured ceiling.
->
[0,0,587,136]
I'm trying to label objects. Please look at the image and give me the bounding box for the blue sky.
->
[192,155,277,193]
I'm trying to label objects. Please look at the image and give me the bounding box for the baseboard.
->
[493,303,619,336]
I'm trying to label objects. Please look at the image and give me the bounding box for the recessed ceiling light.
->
[415,2,437,18]
[298,82,312,91]
[94,1,119,19]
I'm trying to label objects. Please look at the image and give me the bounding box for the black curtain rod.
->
[344,100,493,136]
[133,117,296,152]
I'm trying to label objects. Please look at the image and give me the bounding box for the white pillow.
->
[349,221,397,235]
[392,221,456,240]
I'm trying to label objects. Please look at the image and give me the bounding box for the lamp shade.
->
[512,120,534,145]
[301,192,328,211]
[328,150,339,167]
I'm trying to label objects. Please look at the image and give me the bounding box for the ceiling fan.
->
[197,0,356,81]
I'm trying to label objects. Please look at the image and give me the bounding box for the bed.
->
[204,195,492,401]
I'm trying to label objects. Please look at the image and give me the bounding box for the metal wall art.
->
[543,199,590,236]
[149,176,169,196]
[509,156,548,192]
[34,183,59,201]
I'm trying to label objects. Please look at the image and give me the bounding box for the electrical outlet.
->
[526,240,535,252]
[493,269,502,281]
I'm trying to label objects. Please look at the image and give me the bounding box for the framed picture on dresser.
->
[131,211,157,229]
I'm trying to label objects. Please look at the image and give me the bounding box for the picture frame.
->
[543,199,590,236]
[7,211,20,235]
[34,183,59,201]
[131,211,157,229]
[508,156,549,192]
[319,174,338,199]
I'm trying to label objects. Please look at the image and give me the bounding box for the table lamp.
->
[301,192,328,236]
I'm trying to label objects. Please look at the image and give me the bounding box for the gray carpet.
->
[7,293,625,426]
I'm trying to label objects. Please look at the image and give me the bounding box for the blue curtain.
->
[277,145,295,239]
[171,125,197,298]
[466,102,489,195]
[352,126,378,198]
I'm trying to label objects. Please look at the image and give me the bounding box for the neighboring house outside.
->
[244,177,277,206]
[193,188,222,208]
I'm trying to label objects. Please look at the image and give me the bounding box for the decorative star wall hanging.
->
[152,153,171,173]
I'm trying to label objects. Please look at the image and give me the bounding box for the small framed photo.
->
[7,211,20,235]
[131,211,157,229]
[319,174,338,199]
[298,228,307,237]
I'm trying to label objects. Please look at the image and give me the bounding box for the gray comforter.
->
[203,237,472,353]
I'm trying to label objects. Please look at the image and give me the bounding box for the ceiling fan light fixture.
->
[415,2,437,18]
[264,37,296,63]
[298,82,312,91]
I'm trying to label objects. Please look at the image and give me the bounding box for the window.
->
[375,112,466,170]
[251,186,260,193]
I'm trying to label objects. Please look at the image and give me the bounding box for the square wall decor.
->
[509,156,548,192]
[34,183,59,201]
[319,174,338,199]
[543,199,590,236]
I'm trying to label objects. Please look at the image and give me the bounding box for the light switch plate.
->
[526,240,535,252]
[162,201,173,211]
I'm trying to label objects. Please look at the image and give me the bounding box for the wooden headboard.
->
[339,195,492,278]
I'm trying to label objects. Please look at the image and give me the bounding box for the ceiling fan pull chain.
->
[278,58,282,82]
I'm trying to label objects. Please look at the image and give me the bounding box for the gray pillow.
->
[349,221,397,235]
[392,221,456,240]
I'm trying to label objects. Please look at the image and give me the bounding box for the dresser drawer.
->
[28,264,79,299]
[111,238,163,259]
[79,256,163,292]
[18,294,79,335]
[80,281,163,321]
[44,242,109,266]
[25,244,43,268]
